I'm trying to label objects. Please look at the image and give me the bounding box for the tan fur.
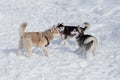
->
[18,23,60,57]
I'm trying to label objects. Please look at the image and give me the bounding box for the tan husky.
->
[18,22,60,57]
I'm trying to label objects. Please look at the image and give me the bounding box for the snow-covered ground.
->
[0,0,120,80]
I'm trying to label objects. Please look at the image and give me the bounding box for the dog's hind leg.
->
[92,38,98,56]
[84,47,93,59]
[17,39,23,56]
[84,51,87,59]
[85,50,92,59]
[89,44,95,56]
[92,46,97,56]
[24,39,32,58]
[92,50,95,56]
[82,48,88,59]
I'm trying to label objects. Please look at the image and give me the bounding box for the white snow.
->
[0,0,120,80]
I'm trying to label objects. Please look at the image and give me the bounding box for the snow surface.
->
[0,0,120,80]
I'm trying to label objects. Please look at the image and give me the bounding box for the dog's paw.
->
[26,54,32,58]
[44,53,48,57]
[60,42,65,46]
[17,53,22,56]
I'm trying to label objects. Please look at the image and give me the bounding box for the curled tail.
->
[82,22,90,31]
[19,22,27,37]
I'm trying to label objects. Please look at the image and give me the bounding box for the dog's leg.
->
[89,42,95,56]
[26,47,32,58]
[92,50,95,56]
[23,39,32,58]
[17,39,23,56]
[83,48,89,59]
[84,50,87,59]
[92,41,97,56]
[85,51,91,59]
[60,34,66,46]
[85,48,94,59]
[42,46,48,57]
[60,34,68,46]
[60,39,67,46]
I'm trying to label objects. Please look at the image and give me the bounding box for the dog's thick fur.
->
[57,22,90,45]
[71,25,98,59]
[18,22,60,57]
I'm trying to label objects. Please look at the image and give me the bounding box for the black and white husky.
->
[71,25,98,59]
[57,22,90,45]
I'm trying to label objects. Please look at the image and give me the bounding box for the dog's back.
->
[77,34,98,58]
[57,22,90,37]
[77,35,93,47]
[63,26,78,35]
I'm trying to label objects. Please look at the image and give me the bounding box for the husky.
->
[18,22,60,57]
[57,22,90,45]
[71,25,98,59]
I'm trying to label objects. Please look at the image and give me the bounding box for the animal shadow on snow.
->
[2,48,18,55]
[51,39,61,45]
[51,39,86,59]
[2,48,43,56]
[73,49,86,59]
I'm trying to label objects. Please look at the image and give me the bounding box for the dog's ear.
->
[57,23,60,25]
[61,22,64,25]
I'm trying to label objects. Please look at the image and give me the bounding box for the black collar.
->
[44,35,49,47]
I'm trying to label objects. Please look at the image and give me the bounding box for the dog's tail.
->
[82,22,90,31]
[19,22,27,37]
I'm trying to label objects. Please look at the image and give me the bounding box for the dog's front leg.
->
[60,34,67,46]
[60,39,67,46]
[26,48,32,58]
[42,47,48,57]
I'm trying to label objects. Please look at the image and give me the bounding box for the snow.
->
[0,0,120,80]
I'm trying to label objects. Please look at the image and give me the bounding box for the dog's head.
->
[71,22,90,36]
[51,25,61,37]
[56,23,65,33]
[71,25,88,38]
[71,26,81,37]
